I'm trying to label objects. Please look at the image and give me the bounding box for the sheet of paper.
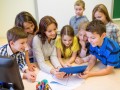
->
[36,71,84,90]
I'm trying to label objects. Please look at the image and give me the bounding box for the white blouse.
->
[32,35,61,73]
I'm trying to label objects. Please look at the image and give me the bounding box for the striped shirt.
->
[89,37,120,68]
[0,44,28,72]
[106,22,120,45]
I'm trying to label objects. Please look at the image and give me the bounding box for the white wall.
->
[37,0,113,31]
[0,0,113,38]
[0,0,37,38]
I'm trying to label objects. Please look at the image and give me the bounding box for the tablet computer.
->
[59,65,87,74]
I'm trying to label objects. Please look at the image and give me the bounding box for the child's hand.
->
[24,70,36,82]
[53,69,66,79]
[75,57,84,64]
[63,73,72,78]
[63,62,71,67]
[77,72,89,79]
[79,40,86,50]
[28,63,36,71]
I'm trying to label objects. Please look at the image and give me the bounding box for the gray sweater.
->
[32,35,61,73]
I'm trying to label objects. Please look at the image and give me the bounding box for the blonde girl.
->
[75,22,91,64]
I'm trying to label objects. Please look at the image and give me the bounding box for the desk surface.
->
[1,38,120,90]
[23,62,120,90]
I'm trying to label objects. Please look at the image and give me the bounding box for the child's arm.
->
[79,40,87,57]
[85,55,97,72]
[78,55,114,78]
[79,66,114,79]
[25,51,36,71]
[67,51,77,64]
[56,48,65,67]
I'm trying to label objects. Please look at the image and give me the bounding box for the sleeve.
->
[107,49,120,67]
[84,16,89,22]
[32,35,52,73]
[89,44,95,55]
[17,53,28,72]
[50,45,62,68]
[116,25,120,45]
[19,70,23,78]
[71,36,80,52]
[69,17,72,25]
[79,48,87,58]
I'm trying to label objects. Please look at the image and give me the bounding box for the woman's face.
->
[23,21,35,34]
[45,23,57,40]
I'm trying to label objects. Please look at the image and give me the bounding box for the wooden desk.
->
[23,61,120,90]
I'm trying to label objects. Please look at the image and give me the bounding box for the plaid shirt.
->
[0,44,28,72]
[106,22,120,45]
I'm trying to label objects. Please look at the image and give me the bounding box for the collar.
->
[6,44,14,56]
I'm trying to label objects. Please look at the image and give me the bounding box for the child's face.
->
[94,11,107,24]
[62,35,73,47]
[23,22,35,34]
[11,38,28,53]
[78,30,88,42]
[86,31,105,47]
[45,23,57,40]
[74,5,84,17]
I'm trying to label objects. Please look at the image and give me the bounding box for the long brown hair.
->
[60,25,74,58]
[92,4,112,22]
[37,16,58,44]
[15,11,38,34]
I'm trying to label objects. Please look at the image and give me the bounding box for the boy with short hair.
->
[0,27,36,82]
[78,20,120,79]
[69,0,89,35]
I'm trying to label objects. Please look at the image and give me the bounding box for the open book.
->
[36,71,84,90]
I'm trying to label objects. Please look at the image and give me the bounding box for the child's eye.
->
[92,37,95,39]
[79,34,82,36]
[47,30,52,33]
[63,39,66,41]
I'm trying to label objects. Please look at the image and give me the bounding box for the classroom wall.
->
[1,0,119,39]
[37,0,113,31]
[0,0,38,38]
